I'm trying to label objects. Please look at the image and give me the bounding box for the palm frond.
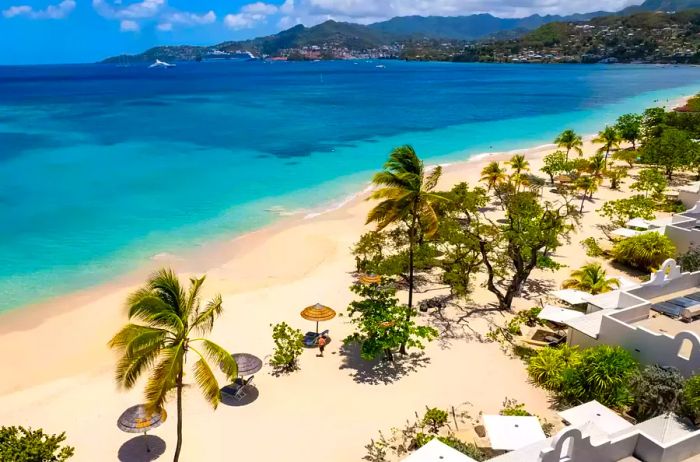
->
[185,275,206,320]
[195,339,238,381]
[191,294,224,335]
[147,268,186,317]
[423,166,442,192]
[143,341,184,412]
[190,350,222,409]
[126,294,183,332]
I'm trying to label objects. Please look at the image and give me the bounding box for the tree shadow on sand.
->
[338,343,430,385]
[118,435,166,462]
[425,301,505,348]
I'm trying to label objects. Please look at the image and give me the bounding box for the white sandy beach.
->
[0,108,687,461]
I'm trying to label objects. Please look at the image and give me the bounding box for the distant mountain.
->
[102,0,700,63]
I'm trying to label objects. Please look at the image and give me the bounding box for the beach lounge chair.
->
[234,375,255,401]
[303,329,329,347]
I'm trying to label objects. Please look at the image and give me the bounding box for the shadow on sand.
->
[118,435,166,462]
[338,343,430,385]
[219,386,260,406]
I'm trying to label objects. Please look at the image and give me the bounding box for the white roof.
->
[617,276,641,291]
[483,415,547,451]
[626,217,654,229]
[402,439,477,462]
[538,305,584,324]
[558,400,633,436]
[550,289,591,305]
[611,227,641,238]
[565,309,618,338]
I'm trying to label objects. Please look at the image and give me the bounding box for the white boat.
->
[149,59,175,68]
[376,64,386,68]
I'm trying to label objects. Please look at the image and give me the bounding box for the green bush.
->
[612,232,676,272]
[629,365,684,421]
[500,398,531,416]
[679,246,700,273]
[269,322,304,373]
[0,426,74,462]
[682,375,700,422]
[422,408,449,434]
[528,345,638,409]
[507,307,544,335]
[581,237,604,257]
[527,344,581,391]
[414,434,486,461]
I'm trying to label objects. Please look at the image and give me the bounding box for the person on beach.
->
[318,334,327,357]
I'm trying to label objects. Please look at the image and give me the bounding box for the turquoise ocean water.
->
[1,61,700,312]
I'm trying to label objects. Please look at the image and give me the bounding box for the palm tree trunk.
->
[579,191,587,213]
[566,147,570,162]
[173,370,184,462]
[400,210,417,355]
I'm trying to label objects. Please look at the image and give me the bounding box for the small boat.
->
[149,59,175,68]
[375,64,386,68]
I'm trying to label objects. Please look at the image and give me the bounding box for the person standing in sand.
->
[318,334,327,357]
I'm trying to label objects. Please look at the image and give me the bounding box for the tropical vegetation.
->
[0,426,74,462]
[562,262,620,295]
[108,268,238,462]
[612,232,676,272]
[270,322,304,373]
[555,129,583,160]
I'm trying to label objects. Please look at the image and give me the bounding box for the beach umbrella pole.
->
[144,431,150,453]
[316,321,319,334]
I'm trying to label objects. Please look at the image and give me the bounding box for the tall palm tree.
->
[587,152,606,180]
[575,175,599,213]
[555,129,583,160]
[507,154,530,191]
[593,125,621,167]
[562,262,620,295]
[480,161,506,191]
[366,145,443,346]
[109,268,238,462]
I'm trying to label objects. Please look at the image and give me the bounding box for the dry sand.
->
[0,131,681,461]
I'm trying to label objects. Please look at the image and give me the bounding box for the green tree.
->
[527,345,582,391]
[587,153,607,179]
[562,262,620,295]
[631,168,668,199]
[678,246,700,273]
[269,322,304,373]
[422,408,449,434]
[640,127,697,179]
[507,154,530,190]
[612,232,677,272]
[0,427,74,462]
[599,195,656,227]
[615,113,643,149]
[459,183,576,310]
[108,268,238,462]
[629,365,684,421]
[612,149,638,168]
[366,146,444,338]
[604,166,628,190]
[344,283,437,361]
[641,107,666,139]
[480,161,506,191]
[352,231,390,274]
[555,129,583,160]
[575,175,599,213]
[541,150,568,184]
[593,125,621,166]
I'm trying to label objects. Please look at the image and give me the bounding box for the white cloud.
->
[224,2,278,29]
[157,22,173,30]
[93,0,165,19]
[3,0,76,19]
[120,19,140,31]
[163,10,216,26]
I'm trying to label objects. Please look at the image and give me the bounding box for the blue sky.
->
[0,0,643,64]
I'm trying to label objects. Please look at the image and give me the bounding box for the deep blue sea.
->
[1,60,700,312]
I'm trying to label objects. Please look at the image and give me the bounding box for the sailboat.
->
[149,59,175,68]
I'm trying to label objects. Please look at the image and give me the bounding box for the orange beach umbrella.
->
[359,273,382,285]
[300,303,336,333]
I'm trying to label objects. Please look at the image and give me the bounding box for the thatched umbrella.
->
[231,353,263,377]
[300,303,336,333]
[117,404,166,453]
[359,273,382,285]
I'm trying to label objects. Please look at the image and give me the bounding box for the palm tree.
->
[555,129,583,160]
[593,125,621,167]
[575,175,599,213]
[366,145,443,351]
[587,152,606,180]
[562,262,620,295]
[109,268,238,462]
[507,154,530,191]
[480,161,506,191]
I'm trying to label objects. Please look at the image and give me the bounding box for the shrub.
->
[612,232,676,272]
[629,365,684,421]
[558,345,638,409]
[0,426,74,462]
[581,237,604,257]
[678,246,700,273]
[507,307,544,335]
[682,375,700,422]
[269,322,304,373]
[527,344,581,391]
[422,408,449,434]
[500,398,531,416]
[414,434,486,461]
[599,195,656,227]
